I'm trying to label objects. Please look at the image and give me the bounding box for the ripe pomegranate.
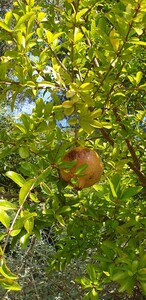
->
[60,147,103,189]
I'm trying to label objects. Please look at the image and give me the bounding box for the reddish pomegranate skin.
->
[60,147,103,189]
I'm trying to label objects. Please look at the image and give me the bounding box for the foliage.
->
[0,0,146,298]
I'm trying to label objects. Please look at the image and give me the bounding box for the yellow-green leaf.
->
[38,81,55,88]
[80,82,94,91]
[10,229,21,237]
[56,215,65,226]
[0,200,16,210]
[19,179,35,205]
[24,218,34,234]
[110,29,120,51]
[62,100,73,108]
[19,146,29,159]
[14,12,34,29]
[136,71,143,85]
[108,178,117,198]
[0,20,12,32]
[6,171,25,187]
[0,278,21,291]
[0,262,17,280]
[66,89,76,98]
[79,120,94,134]
[0,211,10,228]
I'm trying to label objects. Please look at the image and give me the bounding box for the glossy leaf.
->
[0,278,21,291]
[14,12,34,29]
[6,171,25,187]
[0,211,10,228]
[24,218,34,234]
[0,262,17,280]
[0,200,16,210]
[19,179,35,205]
[0,21,12,32]
[56,215,65,227]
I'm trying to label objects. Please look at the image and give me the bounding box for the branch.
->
[47,43,70,77]
[99,125,146,187]
[113,107,141,170]
[127,162,146,187]
[93,1,142,98]
[2,181,35,254]
[100,128,114,147]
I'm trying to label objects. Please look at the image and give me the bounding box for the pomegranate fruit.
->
[60,147,103,189]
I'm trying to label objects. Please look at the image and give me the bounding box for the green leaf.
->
[10,229,21,237]
[74,29,83,43]
[130,40,146,46]
[37,81,55,88]
[46,30,53,43]
[59,159,77,169]
[66,89,76,98]
[0,211,10,228]
[0,278,21,291]
[140,254,146,268]
[15,123,27,134]
[56,215,65,226]
[57,206,71,214]
[20,233,30,248]
[4,11,13,26]
[68,116,78,126]
[136,71,143,85]
[24,218,34,234]
[14,12,34,29]
[26,0,34,6]
[0,200,16,210]
[77,276,91,287]
[6,171,25,187]
[108,179,117,198]
[76,8,88,21]
[118,278,134,294]
[0,20,12,32]
[19,179,35,205]
[0,246,3,256]
[91,288,98,300]
[29,193,39,203]
[87,264,97,281]
[121,186,142,200]
[109,29,120,52]
[79,120,94,134]
[112,271,128,282]
[91,120,103,128]
[62,100,73,108]
[20,114,31,131]
[0,262,17,280]
[75,163,88,175]
[34,97,44,117]
[140,281,146,295]
[19,146,29,159]
[44,102,53,118]
[80,83,94,91]
[40,182,52,195]
[34,167,51,186]
[4,50,19,58]
[63,106,74,116]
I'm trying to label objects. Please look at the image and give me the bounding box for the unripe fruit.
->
[60,147,103,189]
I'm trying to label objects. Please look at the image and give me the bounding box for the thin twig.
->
[18,236,36,274]
[2,182,35,254]
[30,272,40,300]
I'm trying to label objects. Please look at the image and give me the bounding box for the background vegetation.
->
[0,0,146,299]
